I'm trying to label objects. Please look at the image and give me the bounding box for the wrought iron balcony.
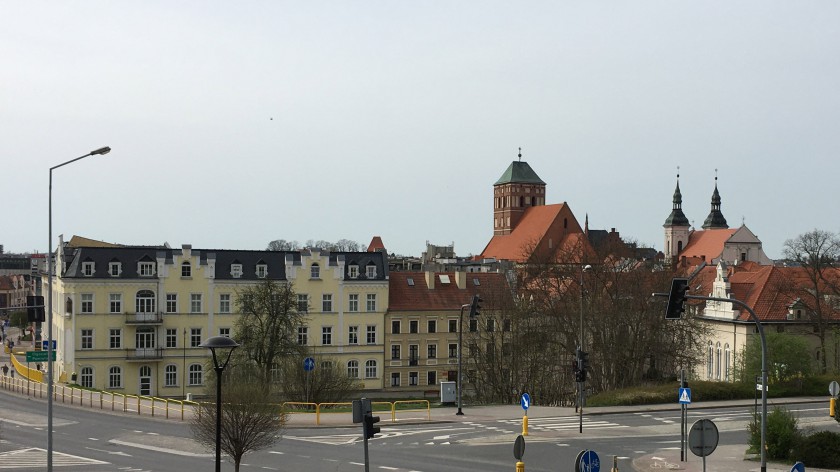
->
[125,312,163,324]
[125,347,163,361]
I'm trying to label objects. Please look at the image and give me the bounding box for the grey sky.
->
[2,2,838,259]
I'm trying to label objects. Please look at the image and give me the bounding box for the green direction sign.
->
[25,350,55,363]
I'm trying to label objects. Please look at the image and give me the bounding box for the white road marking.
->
[109,439,212,457]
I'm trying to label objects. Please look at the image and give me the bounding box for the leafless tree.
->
[274,353,362,403]
[266,239,300,251]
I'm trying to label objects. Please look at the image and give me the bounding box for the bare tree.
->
[274,353,362,403]
[191,365,285,472]
[266,239,300,251]
[782,229,840,373]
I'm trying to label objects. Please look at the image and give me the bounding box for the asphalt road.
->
[0,390,835,472]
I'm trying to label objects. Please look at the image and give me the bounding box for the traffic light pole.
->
[456,302,469,415]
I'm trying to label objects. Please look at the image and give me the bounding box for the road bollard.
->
[611,455,618,472]
[515,461,524,472]
[522,415,528,436]
[830,397,836,417]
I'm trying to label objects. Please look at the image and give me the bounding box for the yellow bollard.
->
[830,397,836,417]
[515,461,524,472]
[522,415,528,436]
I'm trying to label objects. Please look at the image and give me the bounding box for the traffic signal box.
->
[574,349,590,382]
[363,414,380,439]
[26,295,45,323]
[665,278,689,320]
[469,294,482,318]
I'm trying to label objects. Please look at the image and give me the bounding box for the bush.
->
[748,406,799,460]
[791,431,840,469]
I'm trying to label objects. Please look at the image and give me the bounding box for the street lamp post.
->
[456,301,471,415]
[200,336,240,472]
[578,264,591,434]
[47,146,111,471]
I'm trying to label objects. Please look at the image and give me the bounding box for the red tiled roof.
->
[680,229,737,262]
[481,204,588,263]
[367,236,385,253]
[388,272,512,312]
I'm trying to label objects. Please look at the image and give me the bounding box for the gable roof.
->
[367,236,386,253]
[680,228,738,262]
[481,203,588,262]
[388,272,512,311]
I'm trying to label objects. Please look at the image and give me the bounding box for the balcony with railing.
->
[125,312,163,324]
[125,347,164,361]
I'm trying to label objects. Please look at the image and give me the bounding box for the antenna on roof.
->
[518,147,522,161]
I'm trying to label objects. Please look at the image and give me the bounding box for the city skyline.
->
[3,2,839,259]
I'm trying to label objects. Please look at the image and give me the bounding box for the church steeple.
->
[664,170,690,263]
[664,173,689,227]
[493,148,546,235]
[702,171,728,230]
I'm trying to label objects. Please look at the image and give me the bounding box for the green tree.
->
[737,331,812,383]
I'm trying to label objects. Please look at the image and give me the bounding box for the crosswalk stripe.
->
[0,447,109,469]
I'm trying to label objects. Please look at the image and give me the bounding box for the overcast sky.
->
[2,2,838,259]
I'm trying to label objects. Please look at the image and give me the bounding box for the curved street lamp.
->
[47,146,111,471]
[200,335,240,472]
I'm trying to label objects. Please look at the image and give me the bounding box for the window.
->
[109,293,122,314]
[427,371,436,386]
[427,344,437,359]
[135,290,156,313]
[297,294,308,313]
[409,344,419,365]
[347,360,359,378]
[81,329,93,349]
[311,264,320,279]
[82,261,95,276]
[392,320,401,334]
[80,367,93,388]
[256,264,267,278]
[366,325,376,344]
[449,320,458,333]
[366,294,376,312]
[349,265,359,279]
[487,319,495,332]
[81,294,93,314]
[391,344,401,360]
[136,327,155,349]
[715,342,722,380]
[409,371,418,386]
[109,329,121,349]
[366,263,376,278]
[219,327,231,338]
[190,294,202,313]
[348,294,359,312]
[322,294,333,312]
[391,372,400,387]
[188,364,203,385]
[503,319,512,332]
[231,264,243,278]
[181,262,191,277]
[322,326,332,345]
[348,326,359,344]
[297,326,308,345]
[109,262,121,277]
[365,360,377,378]
[166,294,177,313]
[320,360,332,370]
[409,320,418,334]
[109,366,122,389]
[165,365,178,387]
[724,344,732,382]
[469,319,477,332]
[190,328,202,348]
[707,341,713,379]
[427,320,436,334]
[448,343,458,358]
[219,294,231,314]
[139,261,155,276]
[165,328,178,348]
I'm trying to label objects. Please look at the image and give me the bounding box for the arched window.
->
[564,218,568,229]
[109,366,122,389]
[724,344,731,382]
[707,341,713,379]
[519,196,524,207]
[189,364,203,385]
[311,263,320,279]
[181,261,191,277]
[80,366,94,388]
[65,297,73,316]
[135,290,156,313]
[678,241,684,253]
[364,360,377,379]
[715,342,722,380]
[347,360,359,378]
[165,364,178,387]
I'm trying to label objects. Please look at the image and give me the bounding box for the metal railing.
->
[281,400,431,425]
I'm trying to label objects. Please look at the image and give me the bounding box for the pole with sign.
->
[520,393,530,436]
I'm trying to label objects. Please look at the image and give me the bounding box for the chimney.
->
[182,244,192,259]
[425,271,435,290]
[454,270,466,289]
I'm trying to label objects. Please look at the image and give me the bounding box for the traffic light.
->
[578,350,590,382]
[363,413,380,439]
[469,294,482,318]
[27,295,45,323]
[665,278,689,320]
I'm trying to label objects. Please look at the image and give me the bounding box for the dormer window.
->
[231,264,243,278]
[256,264,268,278]
[138,261,155,277]
[349,264,359,279]
[108,262,122,277]
[82,262,95,277]
[310,263,320,279]
[366,263,377,279]
[181,261,192,278]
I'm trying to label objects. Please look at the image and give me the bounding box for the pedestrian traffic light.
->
[363,413,380,439]
[26,295,45,323]
[469,294,482,318]
[665,278,689,320]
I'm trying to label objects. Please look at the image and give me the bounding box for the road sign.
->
[42,340,57,350]
[303,356,315,372]
[688,419,719,457]
[513,434,525,461]
[575,449,600,472]
[679,387,691,404]
[520,392,531,411]
[25,350,55,363]
[829,380,839,397]
[756,383,769,391]
[790,462,805,472]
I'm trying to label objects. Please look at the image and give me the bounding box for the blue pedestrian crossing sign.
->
[679,387,691,404]
[520,392,531,411]
[303,357,315,372]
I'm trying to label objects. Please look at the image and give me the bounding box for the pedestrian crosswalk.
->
[498,415,628,432]
[0,447,109,469]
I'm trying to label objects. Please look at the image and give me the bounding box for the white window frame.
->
[366,294,376,312]
[348,325,359,345]
[81,293,94,314]
[190,294,202,313]
[349,265,359,279]
[188,364,203,385]
[311,264,320,279]
[109,328,121,349]
[322,294,333,312]
[231,264,243,278]
[139,261,155,277]
[364,360,377,379]
[165,328,178,348]
[109,366,122,389]
[219,327,231,338]
[256,264,267,278]
[181,261,191,278]
[349,294,359,312]
[219,294,231,313]
[164,364,178,387]
[347,360,359,378]
[82,262,95,276]
[366,325,376,344]
[108,262,121,277]
[81,329,94,349]
[366,265,376,278]
[190,328,202,348]
[166,293,177,313]
[297,294,308,313]
[297,326,308,345]
[109,293,122,314]
[80,366,94,388]
[322,326,332,345]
